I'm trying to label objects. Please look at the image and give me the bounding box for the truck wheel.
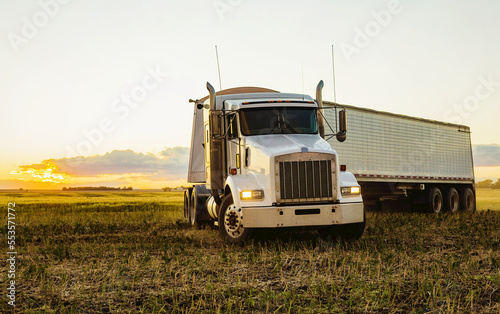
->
[340,218,365,240]
[190,189,201,229]
[428,187,443,214]
[218,194,251,243]
[460,187,475,212]
[184,190,190,222]
[319,211,365,241]
[445,187,460,213]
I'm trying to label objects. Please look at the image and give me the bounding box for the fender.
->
[338,171,363,203]
[225,172,267,209]
[339,171,358,187]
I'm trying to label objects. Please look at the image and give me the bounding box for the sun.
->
[11,162,67,184]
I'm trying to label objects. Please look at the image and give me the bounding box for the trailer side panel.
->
[324,103,474,184]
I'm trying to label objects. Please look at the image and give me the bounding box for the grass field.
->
[1,189,499,313]
[477,188,500,211]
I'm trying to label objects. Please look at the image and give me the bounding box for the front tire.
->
[218,194,251,243]
[319,210,365,242]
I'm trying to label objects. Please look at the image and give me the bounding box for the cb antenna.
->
[215,45,222,91]
[301,63,305,100]
[331,44,337,104]
[332,44,339,133]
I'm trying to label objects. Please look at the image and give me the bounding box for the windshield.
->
[240,107,318,136]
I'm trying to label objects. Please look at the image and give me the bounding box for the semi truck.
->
[184,81,476,243]
[184,81,366,243]
[322,102,476,213]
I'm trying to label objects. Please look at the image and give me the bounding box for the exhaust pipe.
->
[316,80,325,139]
[206,82,216,111]
[206,81,224,190]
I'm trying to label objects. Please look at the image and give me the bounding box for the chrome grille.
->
[275,153,336,204]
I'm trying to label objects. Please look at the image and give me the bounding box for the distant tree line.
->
[162,186,188,192]
[476,179,500,189]
[62,186,133,191]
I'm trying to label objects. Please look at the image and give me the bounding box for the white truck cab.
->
[185,81,365,243]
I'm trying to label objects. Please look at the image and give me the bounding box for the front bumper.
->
[241,202,364,228]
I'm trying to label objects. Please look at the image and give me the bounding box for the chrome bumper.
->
[241,202,364,228]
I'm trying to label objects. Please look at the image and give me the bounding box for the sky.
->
[1,0,500,189]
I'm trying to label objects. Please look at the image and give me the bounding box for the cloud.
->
[472,144,500,167]
[159,146,190,164]
[0,179,129,190]
[18,147,190,180]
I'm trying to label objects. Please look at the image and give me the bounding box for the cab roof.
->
[196,86,315,110]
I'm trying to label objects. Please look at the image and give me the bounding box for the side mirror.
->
[336,109,347,142]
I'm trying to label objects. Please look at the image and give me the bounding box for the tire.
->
[428,187,443,214]
[460,187,476,212]
[319,210,365,242]
[184,190,190,222]
[341,219,366,240]
[190,189,201,229]
[218,194,251,244]
[445,187,460,213]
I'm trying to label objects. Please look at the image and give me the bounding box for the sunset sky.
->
[1,0,500,189]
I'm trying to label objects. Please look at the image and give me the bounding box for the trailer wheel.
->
[218,194,251,244]
[445,187,460,213]
[460,187,475,212]
[183,190,190,222]
[428,187,443,214]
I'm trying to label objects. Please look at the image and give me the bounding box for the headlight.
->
[341,186,361,195]
[240,190,264,200]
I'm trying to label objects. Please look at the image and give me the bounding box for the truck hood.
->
[245,134,335,157]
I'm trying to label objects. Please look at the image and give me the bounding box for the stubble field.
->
[1,189,499,313]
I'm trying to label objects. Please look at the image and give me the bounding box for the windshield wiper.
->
[269,114,281,134]
[283,122,297,134]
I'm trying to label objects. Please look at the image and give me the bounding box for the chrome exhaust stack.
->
[316,80,325,139]
[207,82,216,111]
